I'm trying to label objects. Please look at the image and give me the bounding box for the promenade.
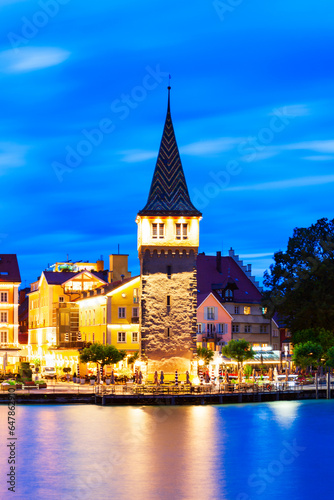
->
[1,378,333,405]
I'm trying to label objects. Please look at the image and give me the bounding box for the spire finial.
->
[167,74,171,111]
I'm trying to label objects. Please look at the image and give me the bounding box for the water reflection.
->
[0,401,333,500]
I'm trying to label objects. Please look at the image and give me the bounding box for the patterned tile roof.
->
[138,88,201,217]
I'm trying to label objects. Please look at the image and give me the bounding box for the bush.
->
[19,362,32,381]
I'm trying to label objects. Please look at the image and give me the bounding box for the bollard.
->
[327,372,331,399]
[315,373,318,400]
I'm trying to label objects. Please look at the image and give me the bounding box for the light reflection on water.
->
[0,401,333,500]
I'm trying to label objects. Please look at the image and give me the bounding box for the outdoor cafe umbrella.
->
[285,368,289,382]
[3,352,7,373]
[238,367,243,384]
[154,371,158,385]
[252,368,256,382]
[111,370,115,384]
[160,371,164,384]
[274,367,279,383]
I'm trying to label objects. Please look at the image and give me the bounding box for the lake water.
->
[0,400,333,499]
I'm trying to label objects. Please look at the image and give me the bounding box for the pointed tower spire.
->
[138,87,201,216]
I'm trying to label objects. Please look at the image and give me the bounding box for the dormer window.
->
[176,223,188,240]
[224,289,233,302]
[152,223,165,239]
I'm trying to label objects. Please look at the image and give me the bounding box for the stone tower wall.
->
[140,249,197,372]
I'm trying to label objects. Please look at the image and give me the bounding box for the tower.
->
[136,87,202,373]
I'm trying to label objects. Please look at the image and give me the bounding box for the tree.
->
[263,218,334,333]
[326,347,334,368]
[128,351,139,367]
[292,328,334,351]
[196,346,214,365]
[221,339,255,367]
[79,343,126,382]
[292,341,323,371]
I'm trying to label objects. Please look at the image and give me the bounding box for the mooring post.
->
[327,372,331,399]
[315,373,318,399]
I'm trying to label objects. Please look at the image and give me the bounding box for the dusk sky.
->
[1,0,334,287]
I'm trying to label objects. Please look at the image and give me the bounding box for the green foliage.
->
[326,346,334,368]
[128,351,139,366]
[263,218,334,333]
[222,339,255,366]
[196,346,214,365]
[292,341,323,369]
[79,343,126,368]
[292,328,334,351]
[244,364,253,379]
[19,362,32,381]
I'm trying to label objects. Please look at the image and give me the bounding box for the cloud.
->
[180,137,242,156]
[0,47,70,73]
[285,140,334,153]
[0,142,28,174]
[303,155,334,161]
[240,252,274,258]
[270,104,310,118]
[226,175,334,192]
[120,150,157,163]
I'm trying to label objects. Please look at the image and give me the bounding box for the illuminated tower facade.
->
[136,88,202,373]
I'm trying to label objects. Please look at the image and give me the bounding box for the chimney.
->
[216,251,222,273]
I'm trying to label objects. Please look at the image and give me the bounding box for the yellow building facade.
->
[0,255,21,373]
[27,257,139,376]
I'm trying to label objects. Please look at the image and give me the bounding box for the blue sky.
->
[1,0,334,286]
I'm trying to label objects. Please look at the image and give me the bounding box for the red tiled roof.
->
[197,254,262,305]
[0,254,21,283]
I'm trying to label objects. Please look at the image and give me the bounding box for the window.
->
[133,288,139,303]
[167,265,172,279]
[224,289,233,301]
[244,325,251,333]
[197,323,202,333]
[0,331,7,343]
[234,306,239,314]
[260,325,267,333]
[176,223,188,240]
[92,333,95,343]
[0,292,8,303]
[117,332,126,343]
[273,329,278,337]
[206,323,215,334]
[167,295,171,314]
[273,343,278,350]
[59,296,64,303]
[0,311,8,323]
[244,306,251,315]
[207,307,215,320]
[93,309,95,325]
[232,324,239,333]
[166,327,171,338]
[103,332,105,345]
[152,223,165,239]
[286,331,291,338]
[118,307,126,319]
[102,308,106,324]
[132,332,138,343]
[217,323,226,334]
[262,307,268,315]
[132,307,139,318]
